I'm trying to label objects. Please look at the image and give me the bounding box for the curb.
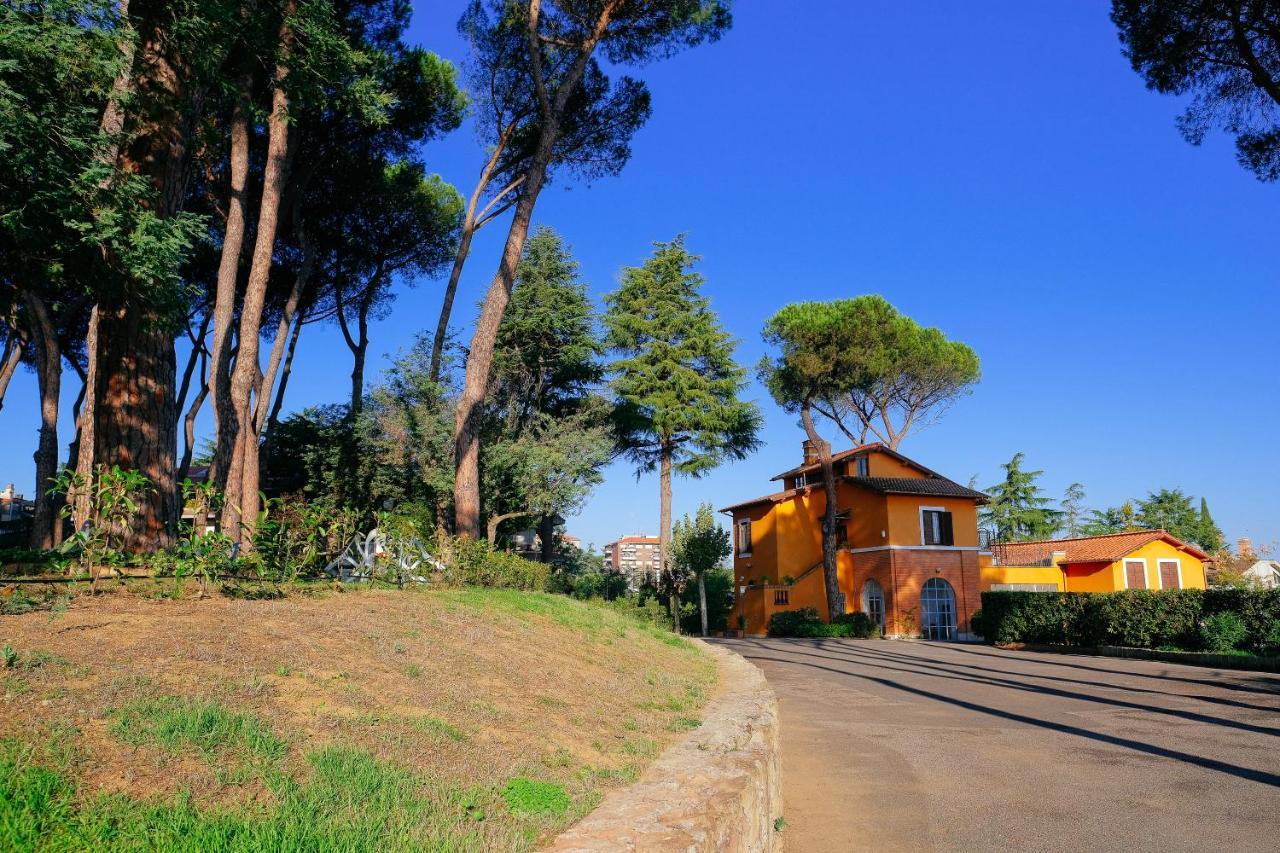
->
[544,639,784,852]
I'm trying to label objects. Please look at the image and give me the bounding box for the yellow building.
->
[983,530,1211,592]
[720,442,990,639]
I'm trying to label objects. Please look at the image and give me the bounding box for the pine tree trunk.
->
[23,292,60,550]
[453,157,551,538]
[349,306,368,418]
[95,302,178,549]
[210,95,250,490]
[429,218,476,383]
[660,446,679,634]
[801,402,844,620]
[222,14,294,543]
[698,569,708,637]
[539,513,555,564]
[263,309,303,462]
[71,306,98,529]
[255,250,312,437]
[0,334,22,411]
[452,9,609,538]
[178,367,207,484]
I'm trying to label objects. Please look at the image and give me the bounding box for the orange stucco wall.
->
[867,452,919,478]
[726,447,988,636]
[884,494,980,547]
[1096,539,1207,591]
[987,539,1209,594]
[980,564,1065,591]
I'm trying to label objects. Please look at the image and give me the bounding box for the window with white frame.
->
[855,455,869,477]
[1157,559,1181,590]
[736,518,752,556]
[920,507,954,546]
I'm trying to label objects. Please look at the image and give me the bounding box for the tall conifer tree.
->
[605,237,760,632]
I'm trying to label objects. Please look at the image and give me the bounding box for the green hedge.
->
[980,589,1280,654]
[767,608,880,639]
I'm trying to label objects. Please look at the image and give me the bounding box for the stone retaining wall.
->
[545,640,783,852]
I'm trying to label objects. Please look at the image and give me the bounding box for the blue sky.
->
[3,1,1277,551]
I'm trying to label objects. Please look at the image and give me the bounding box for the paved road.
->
[716,638,1280,853]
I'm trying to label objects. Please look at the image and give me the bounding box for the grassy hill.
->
[0,586,715,851]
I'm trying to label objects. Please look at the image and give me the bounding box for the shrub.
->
[768,608,880,638]
[1263,621,1280,657]
[968,609,985,638]
[1199,612,1247,653]
[767,608,823,637]
[981,588,1280,653]
[438,537,550,591]
[832,611,880,639]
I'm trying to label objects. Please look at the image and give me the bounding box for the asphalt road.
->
[716,638,1280,853]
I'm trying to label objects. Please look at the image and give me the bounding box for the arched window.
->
[861,579,885,634]
[921,578,957,641]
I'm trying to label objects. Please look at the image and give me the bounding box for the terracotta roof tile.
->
[990,530,1210,565]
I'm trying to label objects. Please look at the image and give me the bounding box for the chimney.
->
[1237,538,1254,558]
[802,439,818,466]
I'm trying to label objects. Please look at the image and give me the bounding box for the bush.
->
[1263,622,1280,657]
[1199,612,1247,653]
[440,538,550,592]
[768,608,881,639]
[832,611,881,639]
[981,588,1280,653]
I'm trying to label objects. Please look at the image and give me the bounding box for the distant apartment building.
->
[603,535,662,589]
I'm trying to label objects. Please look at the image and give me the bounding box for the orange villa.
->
[721,441,990,639]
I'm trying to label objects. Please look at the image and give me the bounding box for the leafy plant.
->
[1200,612,1247,653]
[50,465,153,586]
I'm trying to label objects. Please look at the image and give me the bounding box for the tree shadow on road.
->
[796,639,1280,717]
[936,642,1280,696]
[720,643,1280,789]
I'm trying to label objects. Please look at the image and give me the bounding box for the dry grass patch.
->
[0,586,715,850]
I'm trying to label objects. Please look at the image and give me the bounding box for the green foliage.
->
[604,236,762,480]
[679,568,734,634]
[1199,612,1247,653]
[1080,502,1139,536]
[1060,483,1086,538]
[484,228,612,537]
[438,537,550,592]
[981,589,1280,653]
[1134,488,1201,544]
[767,608,881,639]
[251,495,362,582]
[501,777,571,817]
[672,505,730,579]
[0,0,202,319]
[832,611,883,639]
[982,452,1061,542]
[1196,497,1223,553]
[1112,0,1280,181]
[761,295,979,447]
[50,465,153,575]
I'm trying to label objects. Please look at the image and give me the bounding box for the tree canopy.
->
[982,452,1062,542]
[1113,0,1280,180]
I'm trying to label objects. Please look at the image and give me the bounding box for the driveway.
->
[717,638,1280,853]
